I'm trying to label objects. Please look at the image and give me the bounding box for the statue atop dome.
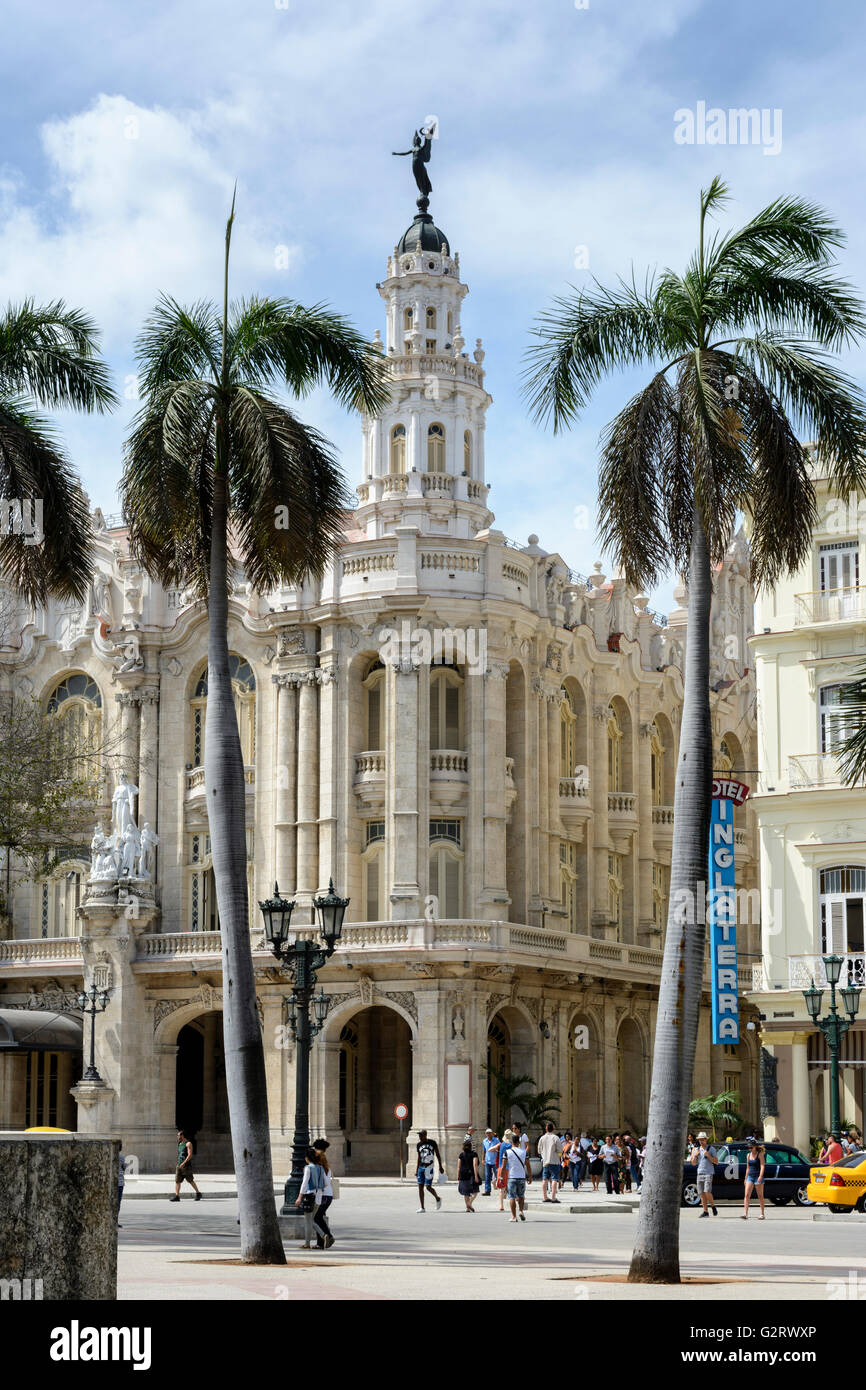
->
[392,120,437,210]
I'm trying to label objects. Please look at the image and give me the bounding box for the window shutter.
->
[829,899,846,954]
[429,680,440,746]
[365,856,380,922]
[445,686,460,747]
[444,855,460,918]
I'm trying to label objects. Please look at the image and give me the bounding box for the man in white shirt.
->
[537,1122,563,1203]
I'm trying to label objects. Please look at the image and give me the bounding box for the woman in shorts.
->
[741,1140,766,1220]
[457,1139,480,1211]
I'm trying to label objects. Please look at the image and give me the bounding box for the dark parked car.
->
[681,1141,814,1207]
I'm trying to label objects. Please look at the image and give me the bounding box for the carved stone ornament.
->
[277,627,306,657]
[383,990,417,1025]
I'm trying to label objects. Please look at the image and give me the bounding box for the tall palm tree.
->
[0,300,116,601]
[524,179,866,1282]
[122,199,389,1264]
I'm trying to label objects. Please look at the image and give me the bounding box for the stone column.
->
[537,683,549,905]
[601,995,618,1126]
[114,690,141,786]
[479,661,509,917]
[637,720,655,940]
[387,660,420,919]
[591,701,610,936]
[295,670,319,917]
[791,1031,812,1156]
[317,664,339,893]
[547,691,562,907]
[273,675,298,894]
[137,686,160,832]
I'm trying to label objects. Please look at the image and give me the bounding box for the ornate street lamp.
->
[260,878,349,1210]
[76,984,112,1084]
[802,955,863,1138]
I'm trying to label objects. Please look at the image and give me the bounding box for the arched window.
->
[560,688,577,777]
[652,863,669,936]
[718,738,733,773]
[429,834,463,918]
[47,673,103,799]
[390,424,406,474]
[427,422,446,473]
[463,430,472,475]
[363,660,385,750]
[39,856,89,938]
[607,706,623,793]
[560,841,578,932]
[819,865,866,961]
[429,667,462,749]
[339,1022,359,1131]
[651,719,666,806]
[425,306,437,329]
[191,654,256,768]
[188,828,253,932]
[403,307,414,331]
[447,310,453,336]
[608,852,623,937]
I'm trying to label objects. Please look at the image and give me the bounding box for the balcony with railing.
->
[560,777,591,832]
[608,791,638,820]
[795,587,866,625]
[429,749,469,807]
[652,804,674,845]
[353,751,386,810]
[788,753,846,789]
[186,764,255,803]
[751,953,866,991]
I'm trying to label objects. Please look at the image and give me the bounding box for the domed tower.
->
[355,184,493,539]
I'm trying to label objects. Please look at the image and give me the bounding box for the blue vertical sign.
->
[708,777,749,1044]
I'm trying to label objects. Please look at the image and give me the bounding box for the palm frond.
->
[596,371,678,590]
[228,386,349,590]
[0,398,93,601]
[0,299,117,411]
[708,195,845,277]
[523,277,689,431]
[837,672,866,786]
[133,296,221,398]
[227,298,390,415]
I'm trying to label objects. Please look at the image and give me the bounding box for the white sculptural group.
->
[89,773,159,883]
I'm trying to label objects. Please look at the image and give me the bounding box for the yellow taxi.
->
[806,1151,866,1213]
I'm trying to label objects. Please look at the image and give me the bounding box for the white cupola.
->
[356,203,494,540]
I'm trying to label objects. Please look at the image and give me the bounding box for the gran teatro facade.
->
[0,200,760,1173]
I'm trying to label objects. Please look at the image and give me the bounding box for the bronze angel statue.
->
[392,122,437,199]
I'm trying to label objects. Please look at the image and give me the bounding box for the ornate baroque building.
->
[0,196,759,1172]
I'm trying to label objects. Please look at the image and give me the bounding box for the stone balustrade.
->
[0,936,83,962]
[560,777,590,801]
[430,750,469,775]
[607,791,637,815]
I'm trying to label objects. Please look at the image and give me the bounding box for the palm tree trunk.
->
[628,505,713,1283]
[206,464,286,1265]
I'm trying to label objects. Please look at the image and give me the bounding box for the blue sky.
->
[2,0,865,612]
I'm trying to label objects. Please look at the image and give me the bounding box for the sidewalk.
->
[121,1172,642,1206]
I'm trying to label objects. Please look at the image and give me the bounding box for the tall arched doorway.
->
[567,1011,600,1131]
[485,1007,537,1130]
[616,1017,647,1131]
[335,1005,412,1174]
[175,1013,231,1170]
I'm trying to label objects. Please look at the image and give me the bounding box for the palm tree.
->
[0,300,116,602]
[836,669,866,784]
[121,198,389,1264]
[524,179,866,1282]
[517,1088,562,1141]
[689,1089,743,1142]
[481,1062,536,1132]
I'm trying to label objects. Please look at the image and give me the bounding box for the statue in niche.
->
[138,823,159,880]
[451,1004,465,1041]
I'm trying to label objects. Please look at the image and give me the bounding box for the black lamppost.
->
[76,984,112,1084]
[802,953,862,1138]
[259,879,349,1211]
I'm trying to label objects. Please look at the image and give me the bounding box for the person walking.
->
[588,1137,603,1192]
[498,1126,532,1222]
[313,1146,335,1248]
[820,1132,844,1165]
[295,1146,326,1248]
[741,1140,766,1220]
[568,1134,582,1190]
[690,1132,718,1217]
[495,1129,511,1212]
[623,1133,641,1193]
[457,1139,480,1211]
[482,1128,501,1195]
[170,1129,202,1202]
[601,1135,621,1195]
[415,1129,444,1211]
[538,1121,563,1203]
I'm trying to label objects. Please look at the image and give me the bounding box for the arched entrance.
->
[331,1004,412,1174]
[174,1013,231,1170]
[567,1011,600,1131]
[616,1017,647,1131]
[485,1006,537,1130]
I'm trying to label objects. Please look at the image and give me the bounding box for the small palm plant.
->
[481,1062,536,1132]
[517,1088,562,1142]
[525,179,866,1282]
[689,1090,743,1142]
[0,300,116,601]
[836,670,866,784]
[122,197,389,1264]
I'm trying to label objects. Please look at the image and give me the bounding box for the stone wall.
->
[0,1133,118,1300]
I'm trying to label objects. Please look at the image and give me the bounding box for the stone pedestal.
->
[0,1133,118,1300]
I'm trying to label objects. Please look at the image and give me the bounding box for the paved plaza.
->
[117,1177,866,1302]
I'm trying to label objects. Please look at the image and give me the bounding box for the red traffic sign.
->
[394,1103,409,1120]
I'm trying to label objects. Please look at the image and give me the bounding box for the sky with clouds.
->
[2,0,865,611]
